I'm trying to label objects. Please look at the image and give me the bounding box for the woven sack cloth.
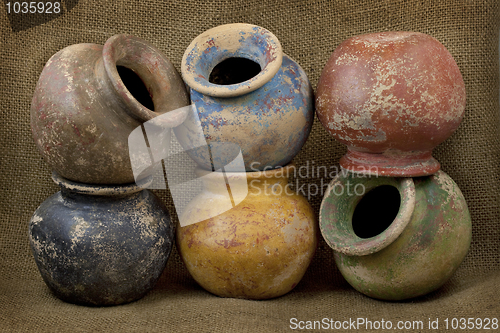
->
[0,1,498,331]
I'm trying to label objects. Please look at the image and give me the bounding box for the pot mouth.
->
[102,34,178,122]
[319,172,415,256]
[181,23,283,98]
[353,31,422,44]
[52,172,152,196]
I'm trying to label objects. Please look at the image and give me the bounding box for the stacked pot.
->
[29,34,188,305]
[29,24,319,303]
[28,26,471,304]
[175,24,318,299]
[315,32,472,300]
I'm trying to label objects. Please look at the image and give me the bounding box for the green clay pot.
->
[319,170,471,301]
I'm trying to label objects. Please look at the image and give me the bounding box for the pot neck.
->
[96,34,187,123]
[52,172,151,198]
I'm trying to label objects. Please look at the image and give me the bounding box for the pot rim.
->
[319,171,415,256]
[181,23,283,98]
[102,34,173,123]
[51,172,152,196]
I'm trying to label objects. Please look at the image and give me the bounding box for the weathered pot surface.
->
[316,31,466,176]
[179,23,314,171]
[319,170,471,300]
[31,34,189,184]
[29,173,174,306]
[176,163,318,299]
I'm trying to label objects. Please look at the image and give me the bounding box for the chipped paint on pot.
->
[28,172,174,306]
[180,23,314,171]
[176,164,318,299]
[319,170,471,300]
[316,32,466,176]
[31,34,189,184]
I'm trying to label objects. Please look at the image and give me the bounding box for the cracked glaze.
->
[316,31,466,176]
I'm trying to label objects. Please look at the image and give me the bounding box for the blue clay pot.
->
[29,173,174,306]
[179,23,314,171]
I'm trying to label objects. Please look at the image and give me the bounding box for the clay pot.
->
[31,34,189,184]
[29,173,174,306]
[180,23,314,171]
[176,164,317,299]
[319,170,471,300]
[316,32,466,176]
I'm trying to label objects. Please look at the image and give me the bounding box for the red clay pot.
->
[316,32,466,176]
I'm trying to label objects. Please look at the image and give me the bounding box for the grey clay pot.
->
[30,34,189,184]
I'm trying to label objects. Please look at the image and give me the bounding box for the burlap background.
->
[1,1,499,332]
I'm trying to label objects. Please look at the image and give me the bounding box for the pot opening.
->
[352,185,401,239]
[209,57,261,85]
[116,65,155,111]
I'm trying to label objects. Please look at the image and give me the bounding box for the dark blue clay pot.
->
[29,173,174,306]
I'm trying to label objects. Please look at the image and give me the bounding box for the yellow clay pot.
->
[177,164,317,299]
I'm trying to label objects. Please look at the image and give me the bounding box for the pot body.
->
[176,164,317,299]
[319,170,471,300]
[29,173,174,306]
[316,32,466,176]
[180,23,314,171]
[31,34,189,184]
